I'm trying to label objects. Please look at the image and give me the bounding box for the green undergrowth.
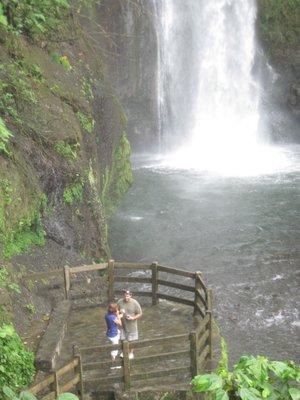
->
[0,60,39,129]
[54,140,78,160]
[192,339,300,400]
[76,110,94,134]
[258,0,300,51]
[0,324,35,393]
[0,0,71,42]
[51,53,72,71]
[0,180,46,259]
[63,181,84,205]
[101,133,133,216]
[0,117,13,156]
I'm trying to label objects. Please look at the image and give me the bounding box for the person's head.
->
[108,302,118,314]
[123,289,133,302]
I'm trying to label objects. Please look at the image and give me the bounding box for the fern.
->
[0,117,13,156]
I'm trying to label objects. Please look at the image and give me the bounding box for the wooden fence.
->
[72,260,213,391]
[27,260,213,394]
[29,356,84,400]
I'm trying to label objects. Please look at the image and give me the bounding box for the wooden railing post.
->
[122,340,131,391]
[151,262,158,305]
[107,259,115,301]
[194,271,202,317]
[50,371,59,399]
[207,288,213,360]
[189,331,198,378]
[63,265,70,299]
[73,345,84,400]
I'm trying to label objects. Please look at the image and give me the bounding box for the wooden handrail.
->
[158,265,196,278]
[69,263,107,274]
[157,293,195,306]
[29,357,83,399]
[157,279,195,292]
[114,262,152,269]
[114,276,152,284]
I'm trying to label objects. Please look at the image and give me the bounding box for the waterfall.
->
[154,0,292,176]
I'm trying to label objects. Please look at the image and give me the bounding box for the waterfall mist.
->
[154,0,296,177]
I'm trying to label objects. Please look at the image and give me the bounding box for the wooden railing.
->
[71,260,213,391]
[27,260,213,394]
[29,356,84,400]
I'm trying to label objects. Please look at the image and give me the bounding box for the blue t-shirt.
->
[105,312,119,338]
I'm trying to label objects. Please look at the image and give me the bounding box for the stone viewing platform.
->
[27,261,217,398]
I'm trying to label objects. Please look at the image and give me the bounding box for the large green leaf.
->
[215,388,229,400]
[19,391,38,400]
[270,361,300,382]
[0,324,15,338]
[2,386,18,400]
[191,374,223,392]
[238,388,261,400]
[289,388,300,400]
[57,393,79,400]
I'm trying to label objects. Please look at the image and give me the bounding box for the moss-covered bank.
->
[0,1,133,261]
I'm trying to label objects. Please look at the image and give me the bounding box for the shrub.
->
[51,53,72,70]
[0,117,13,156]
[3,387,79,400]
[76,111,94,134]
[63,182,84,205]
[0,324,35,392]
[0,0,70,41]
[54,140,78,160]
[258,0,300,49]
[191,340,300,400]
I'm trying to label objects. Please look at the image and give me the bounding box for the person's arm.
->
[114,310,124,326]
[126,303,142,320]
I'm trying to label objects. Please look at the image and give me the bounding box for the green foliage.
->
[51,53,72,70]
[0,61,38,131]
[76,111,94,134]
[0,188,46,259]
[63,182,84,205]
[16,61,44,84]
[0,324,35,393]
[81,77,94,101]
[0,4,8,27]
[24,303,35,315]
[0,0,70,41]
[2,211,45,259]
[258,0,300,50]
[0,117,13,156]
[192,349,300,400]
[54,140,78,160]
[101,133,133,216]
[2,387,79,400]
[7,283,21,294]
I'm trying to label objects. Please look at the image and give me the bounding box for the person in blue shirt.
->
[105,302,123,361]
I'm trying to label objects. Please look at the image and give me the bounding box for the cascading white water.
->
[154,0,293,176]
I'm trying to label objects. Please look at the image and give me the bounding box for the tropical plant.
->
[76,111,94,134]
[2,386,79,400]
[0,324,35,392]
[0,0,70,40]
[191,340,300,400]
[0,117,13,156]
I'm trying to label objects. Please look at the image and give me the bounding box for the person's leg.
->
[119,328,126,357]
[127,332,138,359]
[109,332,120,361]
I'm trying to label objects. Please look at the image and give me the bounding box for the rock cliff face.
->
[0,1,134,262]
[257,0,300,142]
[94,0,159,151]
